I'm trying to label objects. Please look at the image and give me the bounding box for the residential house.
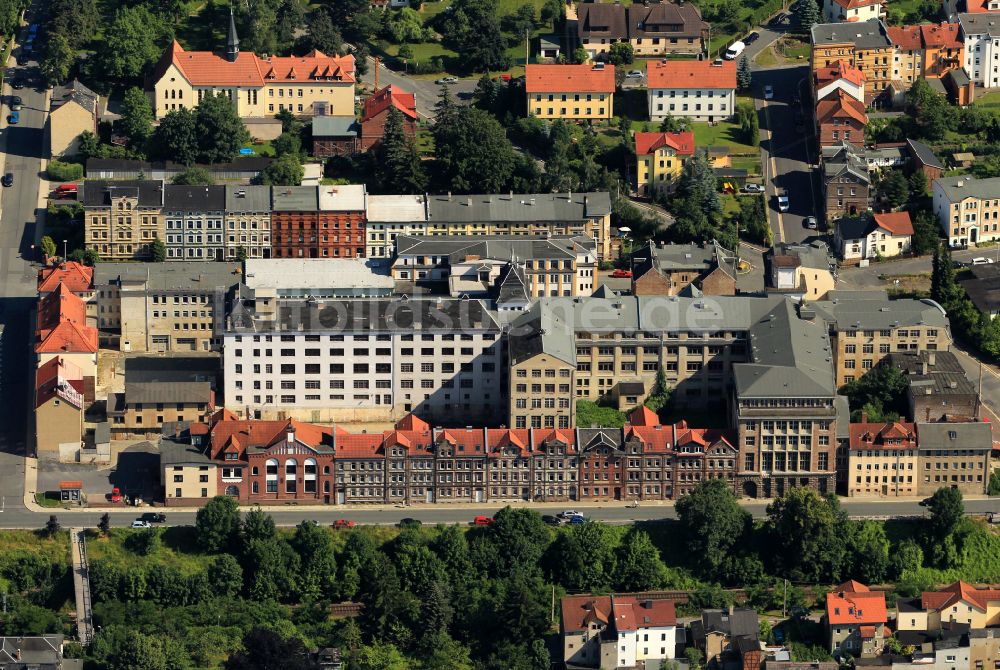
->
[907,138,945,182]
[887,24,963,85]
[391,234,597,297]
[508,303,577,429]
[932,175,1000,247]
[525,63,615,121]
[538,35,561,59]
[93,262,240,353]
[958,12,1000,87]
[889,625,973,670]
[647,59,736,122]
[148,11,355,119]
[35,284,97,400]
[561,594,678,669]
[364,194,428,258]
[823,0,885,23]
[47,79,98,159]
[575,3,629,59]
[969,629,1000,670]
[835,211,913,260]
[811,21,894,104]
[822,142,871,218]
[311,116,359,157]
[889,24,924,84]
[37,262,94,301]
[896,581,1000,632]
[162,185,227,260]
[270,185,366,259]
[0,635,82,670]
[846,420,918,497]
[915,421,993,495]
[816,89,868,147]
[634,131,695,196]
[34,357,85,455]
[765,242,837,301]
[159,421,219,503]
[359,85,416,151]
[82,180,165,261]
[825,580,889,658]
[886,351,980,422]
[630,241,737,296]
[224,185,272,260]
[626,2,708,56]
[109,355,218,438]
[811,289,951,386]
[946,0,1000,16]
[942,66,975,105]
[690,607,760,670]
[960,263,1000,319]
[815,59,867,104]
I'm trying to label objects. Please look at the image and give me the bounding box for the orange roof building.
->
[898,581,1000,631]
[35,284,98,357]
[846,421,917,497]
[562,594,678,667]
[359,85,417,151]
[873,211,914,236]
[149,9,355,119]
[35,356,86,454]
[37,262,94,297]
[525,64,615,121]
[888,22,963,81]
[647,60,736,123]
[822,0,885,24]
[634,131,695,196]
[827,581,889,658]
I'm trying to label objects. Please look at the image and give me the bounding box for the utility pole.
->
[782,579,787,618]
[526,28,530,67]
[978,360,984,418]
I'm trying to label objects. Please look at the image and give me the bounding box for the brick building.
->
[359,85,417,151]
[270,185,366,259]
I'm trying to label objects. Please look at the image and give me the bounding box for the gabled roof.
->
[35,284,98,354]
[907,138,944,169]
[627,2,708,38]
[848,421,917,450]
[921,22,962,48]
[576,3,628,39]
[920,582,1000,612]
[628,406,660,427]
[816,89,868,125]
[37,262,93,294]
[873,211,913,235]
[562,595,676,633]
[634,131,695,157]
[35,357,85,409]
[827,581,888,625]
[831,0,883,9]
[362,85,417,122]
[525,64,616,94]
[815,59,866,87]
[647,59,736,90]
[887,25,922,50]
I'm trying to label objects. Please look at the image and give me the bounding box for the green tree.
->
[260,153,304,186]
[68,248,100,266]
[194,495,240,553]
[386,7,428,42]
[540,0,561,25]
[607,41,634,66]
[471,506,551,578]
[765,488,848,582]
[737,102,759,147]
[98,513,111,535]
[195,93,251,164]
[911,210,940,256]
[737,56,752,90]
[547,520,617,591]
[909,170,929,199]
[153,108,199,165]
[614,530,669,591]
[676,153,722,216]
[125,528,161,556]
[291,520,337,600]
[372,106,426,194]
[989,469,1000,496]
[358,552,410,641]
[211,554,244,598]
[150,238,166,262]
[351,643,410,670]
[572,46,589,64]
[40,32,75,85]
[243,536,299,601]
[926,486,964,540]
[119,87,154,151]
[846,520,890,584]
[685,647,704,670]
[932,242,963,305]
[839,361,909,421]
[40,236,57,259]
[795,0,820,28]
[676,479,750,579]
[97,6,170,81]
[644,367,671,414]
[418,632,474,670]
[172,167,214,185]
[432,107,516,193]
[45,515,60,536]
[906,78,957,141]
[438,0,513,72]
[305,7,343,54]
[107,631,168,670]
[888,538,924,579]
[224,628,319,670]
[876,170,909,209]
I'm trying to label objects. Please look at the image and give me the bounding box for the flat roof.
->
[271,186,319,211]
[93,262,241,291]
[243,258,394,290]
[366,194,428,222]
[318,184,366,212]
[225,185,271,212]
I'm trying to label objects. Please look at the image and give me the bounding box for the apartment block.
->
[561,594,678,669]
[634,131,695,197]
[109,356,218,438]
[525,63,615,121]
[959,12,1000,87]
[915,421,993,495]
[932,175,1000,247]
[811,20,894,104]
[647,59,736,123]
[886,350,980,422]
[224,185,272,260]
[847,420,918,497]
[93,262,240,353]
[223,298,504,424]
[812,290,951,386]
[82,180,165,261]
[162,185,227,260]
[35,284,98,397]
[630,241,737,297]
[392,235,597,298]
[270,185,366,259]
[364,194,428,258]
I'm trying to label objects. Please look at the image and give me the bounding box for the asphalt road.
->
[363,56,478,121]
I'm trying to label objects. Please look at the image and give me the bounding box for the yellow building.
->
[149,11,355,119]
[525,63,615,121]
[634,131,695,197]
[896,582,1000,633]
[846,421,918,497]
[48,80,98,159]
[83,180,165,261]
[811,20,893,104]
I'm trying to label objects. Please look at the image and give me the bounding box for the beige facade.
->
[83,181,165,261]
[831,324,949,387]
[163,463,217,501]
[847,448,918,496]
[970,629,1000,670]
[49,98,96,159]
[528,91,613,120]
[509,354,576,430]
[916,423,993,496]
[36,397,83,454]
[932,176,1000,247]
[111,396,212,438]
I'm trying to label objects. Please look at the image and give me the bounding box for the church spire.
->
[226,6,240,62]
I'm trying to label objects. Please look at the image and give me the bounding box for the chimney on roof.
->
[287,424,295,444]
[922,359,928,376]
[928,351,935,366]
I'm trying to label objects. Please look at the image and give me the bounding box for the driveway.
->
[837,247,987,290]
[364,57,479,121]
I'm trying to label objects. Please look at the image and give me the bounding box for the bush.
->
[47,160,83,182]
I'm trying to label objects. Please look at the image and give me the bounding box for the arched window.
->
[285,459,298,494]
[265,458,279,494]
[304,458,317,493]
[225,485,239,497]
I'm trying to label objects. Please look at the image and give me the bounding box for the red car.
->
[333,519,356,529]
[52,184,78,198]
[110,487,122,503]
[473,515,493,526]
[493,73,512,82]
[611,269,632,278]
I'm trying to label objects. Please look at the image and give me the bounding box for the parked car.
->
[130,519,152,528]
[803,216,818,229]
[138,512,166,523]
[742,183,764,193]
[1,173,12,188]
[568,515,587,524]
[10,79,23,89]
[333,519,356,529]
[763,85,774,100]
[611,269,632,278]
[777,195,790,212]
[971,257,994,265]
[542,514,562,526]
[8,111,19,124]
[473,515,493,526]
[745,31,760,44]
[397,517,422,528]
[625,70,644,79]
[435,76,458,84]
[560,510,581,519]
[52,183,78,198]
[10,96,21,110]
[110,487,122,503]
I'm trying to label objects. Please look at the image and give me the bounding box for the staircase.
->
[69,528,94,644]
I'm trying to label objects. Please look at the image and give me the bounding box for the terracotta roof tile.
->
[525,64,616,94]
[562,595,676,633]
[627,406,660,427]
[816,90,868,125]
[888,25,922,50]
[874,211,914,235]
[827,582,887,625]
[37,262,93,294]
[35,357,84,409]
[163,41,354,88]
[815,59,866,87]
[921,22,962,49]
[647,59,736,90]
[625,424,675,453]
[35,284,98,354]
[362,85,417,121]
[634,131,695,157]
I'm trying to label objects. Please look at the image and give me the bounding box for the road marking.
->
[762,101,785,243]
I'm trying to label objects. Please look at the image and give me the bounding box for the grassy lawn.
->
[34,492,65,508]
[691,121,757,155]
[732,155,762,174]
[85,526,215,573]
[974,90,1000,109]
[755,38,811,67]
[0,530,71,567]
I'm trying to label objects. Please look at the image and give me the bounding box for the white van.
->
[725,41,746,60]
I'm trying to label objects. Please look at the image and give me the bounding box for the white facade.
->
[932,176,1000,247]
[823,0,884,23]
[816,78,865,104]
[365,194,428,258]
[648,87,735,122]
[632,626,677,665]
[960,13,1000,87]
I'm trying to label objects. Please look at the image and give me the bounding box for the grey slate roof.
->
[51,79,98,114]
[160,429,215,467]
[958,12,1000,36]
[271,185,319,211]
[509,301,577,366]
[0,634,80,669]
[823,143,870,184]
[632,241,736,276]
[163,185,226,211]
[81,180,164,207]
[933,175,1000,203]
[691,608,759,642]
[123,355,219,405]
[426,192,611,223]
[93,262,241,291]
[770,241,833,273]
[225,185,271,212]
[492,263,532,308]
[946,66,971,88]
[311,115,360,137]
[811,294,949,330]
[886,351,975,396]
[627,3,707,39]
[907,138,944,170]
[395,234,596,262]
[916,421,992,451]
[960,265,1000,314]
[837,215,876,241]
[810,20,892,49]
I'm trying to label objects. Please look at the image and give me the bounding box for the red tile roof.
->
[396,414,430,432]
[437,428,488,454]
[873,211,914,235]
[261,51,355,84]
[625,424,675,453]
[562,595,676,633]
[487,428,530,455]
[827,581,887,625]
[831,0,882,9]
[849,421,917,451]
[816,90,868,125]
[647,59,736,90]
[35,357,84,409]
[37,262,93,294]
[532,428,577,452]
[525,64,616,94]
[920,581,1000,612]
[628,406,661,427]
[921,22,962,49]
[887,25,922,51]
[362,85,417,122]
[159,41,355,88]
[963,0,992,12]
[35,284,98,354]
[815,59,866,87]
[206,418,336,459]
[634,131,695,157]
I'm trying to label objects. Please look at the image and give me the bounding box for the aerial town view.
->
[0,0,998,665]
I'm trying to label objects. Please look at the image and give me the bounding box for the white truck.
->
[724,41,746,60]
